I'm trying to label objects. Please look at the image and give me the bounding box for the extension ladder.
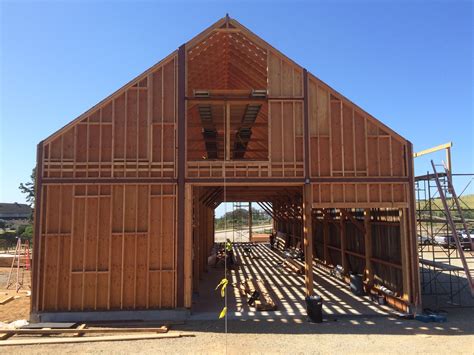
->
[5,238,31,292]
[431,160,474,296]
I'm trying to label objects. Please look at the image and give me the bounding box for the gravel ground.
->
[1,308,473,354]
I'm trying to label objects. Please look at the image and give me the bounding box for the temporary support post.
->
[303,183,314,297]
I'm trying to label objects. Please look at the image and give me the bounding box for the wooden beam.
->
[413,142,452,158]
[341,209,365,234]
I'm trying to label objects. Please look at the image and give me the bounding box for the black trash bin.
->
[305,295,323,323]
[350,273,365,296]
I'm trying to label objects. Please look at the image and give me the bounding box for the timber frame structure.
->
[32,16,421,321]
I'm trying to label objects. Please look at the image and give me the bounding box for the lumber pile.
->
[0,323,190,346]
[238,278,277,311]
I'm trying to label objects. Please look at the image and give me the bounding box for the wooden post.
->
[303,184,314,297]
[446,146,452,173]
[176,44,186,307]
[183,184,193,308]
[225,101,230,160]
[248,202,253,242]
[406,142,421,309]
[340,210,347,272]
[364,209,373,285]
[323,212,329,265]
[192,188,199,292]
[31,141,44,315]
[399,208,411,302]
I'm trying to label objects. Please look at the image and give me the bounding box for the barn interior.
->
[189,185,407,318]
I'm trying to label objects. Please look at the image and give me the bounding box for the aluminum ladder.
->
[431,160,474,296]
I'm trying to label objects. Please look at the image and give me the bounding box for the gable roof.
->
[43,15,408,145]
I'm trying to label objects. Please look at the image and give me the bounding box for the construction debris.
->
[0,326,169,335]
[0,322,181,346]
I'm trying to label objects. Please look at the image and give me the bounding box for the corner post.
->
[177,44,186,308]
[31,140,44,316]
[406,142,421,310]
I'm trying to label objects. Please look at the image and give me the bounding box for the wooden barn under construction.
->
[32,16,420,321]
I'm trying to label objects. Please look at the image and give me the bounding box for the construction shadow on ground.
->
[186,244,474,336]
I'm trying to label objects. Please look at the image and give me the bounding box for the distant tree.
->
[21,225,33,242]
[0,220,6,229]
[19,168,36,207]
[16,224,27,236]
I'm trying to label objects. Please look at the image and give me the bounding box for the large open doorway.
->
[188,185,394,320]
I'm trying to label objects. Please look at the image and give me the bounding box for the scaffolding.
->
[231,202,251,243]
[416,170,474,308]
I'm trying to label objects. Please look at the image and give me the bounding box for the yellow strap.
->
[219,307,227,319]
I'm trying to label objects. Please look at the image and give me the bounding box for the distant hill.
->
[417,193,474,220]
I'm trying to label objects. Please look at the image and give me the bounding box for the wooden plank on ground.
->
[0,326,169,335]
[0,332,183,346]
[21,322,77,329]
[0,296,14,305]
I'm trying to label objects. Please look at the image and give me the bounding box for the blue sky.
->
[1,0,472,206]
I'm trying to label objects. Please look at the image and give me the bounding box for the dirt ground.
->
[0,267,31,323]
[0,263,473,353]
[1,310,473,354]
